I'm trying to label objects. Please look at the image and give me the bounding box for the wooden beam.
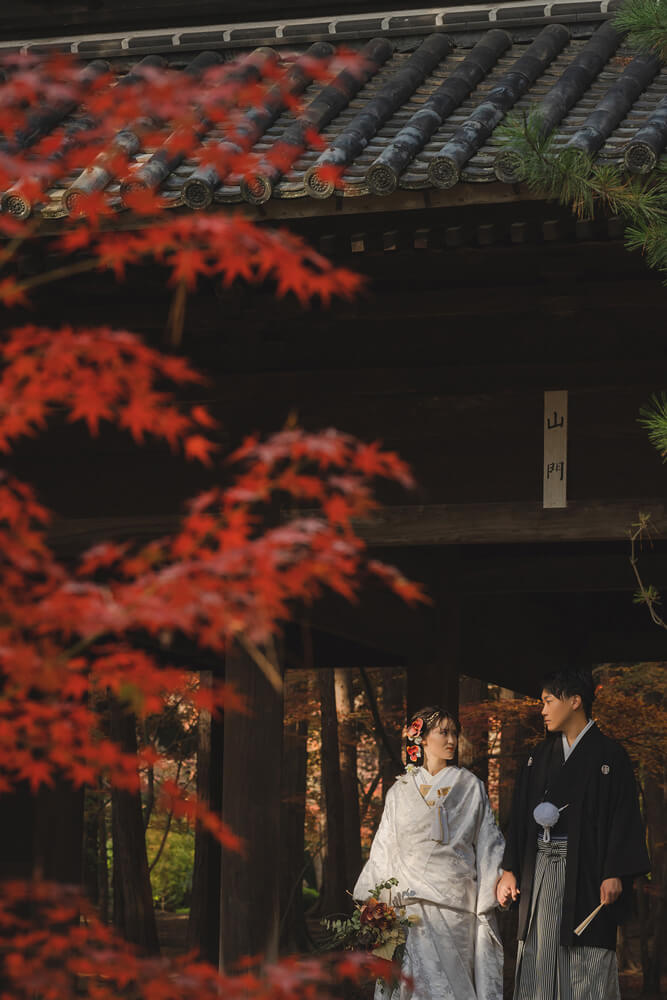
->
[263,279,667,322]
[459,548,667,594]
[252,183,544,222]
[47,499,667,552]
[38,184,546,236]
[355,500,667,546]
[201,362,667,403]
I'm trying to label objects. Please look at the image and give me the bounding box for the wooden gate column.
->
[219,643,284,970]
[0,779,84,883]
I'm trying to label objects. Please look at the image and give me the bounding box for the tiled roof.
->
[0,3,624,57]
[1,7,666,220]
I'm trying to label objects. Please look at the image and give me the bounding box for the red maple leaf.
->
[57,226,93,252]
[0,277,29,308]
[184,434,218,466]
[191,404,219,429]
[169,247,210,289]
[121,185,164,216]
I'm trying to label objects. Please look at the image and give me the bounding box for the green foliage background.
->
[147,822,194,912]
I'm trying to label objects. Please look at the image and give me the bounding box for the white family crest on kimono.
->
[354,764,505,1000]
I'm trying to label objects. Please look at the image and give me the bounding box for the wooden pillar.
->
[0,784,35,880]
[110,701,160,954]
[407,556,461,720]
[279,716,309,952]
[220,643,284,970]
[318,667,349,915]
[35,778,85,884]
[334,669,362,886]
[0,779,84,884]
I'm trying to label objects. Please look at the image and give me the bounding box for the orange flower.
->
[360,899,396,931]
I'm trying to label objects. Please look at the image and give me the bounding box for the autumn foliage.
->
[0,47,422,997]
[1,879,394,999]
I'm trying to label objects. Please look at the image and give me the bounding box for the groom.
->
[496,667,650,1000]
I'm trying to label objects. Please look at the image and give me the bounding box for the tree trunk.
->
[497,686,519,830]
[318,667,349,916]
[279,716,309,952]
[379,668,405,800]
[188,670,223,964]
[334,669,362,885]
[616,925,630,974]
[359,666,403,802]
[110,699,160,954]
[638,869,651,993]
[643,762,667,995]
[458,676,488,784]
[220,642,283,970]
[97,794,109,924]
[84,791,99,904]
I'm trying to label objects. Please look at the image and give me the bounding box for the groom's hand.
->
[496,871,520,908]
[600,877,622,905]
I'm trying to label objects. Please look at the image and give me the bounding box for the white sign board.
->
[543,390,568,509]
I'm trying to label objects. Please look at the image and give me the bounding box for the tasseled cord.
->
[430,799,449,844]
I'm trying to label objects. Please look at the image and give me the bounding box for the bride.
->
[353,705,505,1000]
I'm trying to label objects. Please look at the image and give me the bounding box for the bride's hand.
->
[496,871,519,908]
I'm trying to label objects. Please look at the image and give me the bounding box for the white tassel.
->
[430,801,449,844]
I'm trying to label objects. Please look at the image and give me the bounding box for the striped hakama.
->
[514,838,620,1000]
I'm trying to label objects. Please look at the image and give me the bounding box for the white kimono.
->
[354,765,505,1000]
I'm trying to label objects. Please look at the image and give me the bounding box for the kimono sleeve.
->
[601,745,650,882]
[474,780,504,1000]
[352,784,396,901]
[474,780,505,916]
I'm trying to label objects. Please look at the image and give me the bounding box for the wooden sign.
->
[543,390,568,509]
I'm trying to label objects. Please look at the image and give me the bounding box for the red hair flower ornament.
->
[406,744,421,763]
[406,718,424,744]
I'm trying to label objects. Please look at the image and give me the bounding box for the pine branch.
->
[498,108,667,275]
[638,393,667,456]
[614,0,667,60]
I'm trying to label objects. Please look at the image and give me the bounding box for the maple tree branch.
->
[236,632,283,691]
[0,218,41,270]
[148,760,181,873]
[19,257,99,291]
[165,279,187,348]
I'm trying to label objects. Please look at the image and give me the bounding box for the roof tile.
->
[2,10,666,221]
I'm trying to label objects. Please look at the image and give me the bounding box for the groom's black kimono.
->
[502,722,650,949]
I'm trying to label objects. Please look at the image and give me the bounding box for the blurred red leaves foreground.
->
[1,881,397,999]
[0,47,421,996]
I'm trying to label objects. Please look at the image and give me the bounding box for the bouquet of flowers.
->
[321,878,417,966]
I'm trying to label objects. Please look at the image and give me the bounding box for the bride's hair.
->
[405,705,460,767]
